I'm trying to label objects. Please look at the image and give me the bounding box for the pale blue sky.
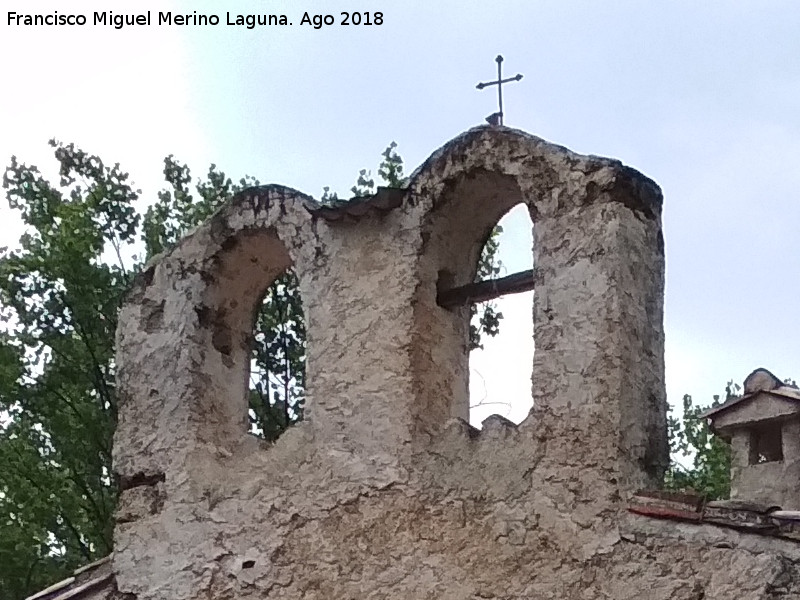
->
[2,1,799,423]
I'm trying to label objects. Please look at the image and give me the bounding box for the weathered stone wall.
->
[111,127,800,599]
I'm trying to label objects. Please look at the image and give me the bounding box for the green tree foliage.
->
[141,155,258,258]
[471,224,503,351]
[350,169,376,198]
[664,384,737,500]
[0,142,135,599]
[377,141,404,188]
[348,140,403,198]
[0,140,505,599]
[248,273,305,441]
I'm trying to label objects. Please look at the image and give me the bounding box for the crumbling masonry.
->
[107,127,800,599]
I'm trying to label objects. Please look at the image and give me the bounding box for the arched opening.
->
[468,204,534,426]
[195,225,307,448]
[248,269,306,441]
[412,167,532,433]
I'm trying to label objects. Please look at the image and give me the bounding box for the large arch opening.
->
[411,167,534,434]
[468,204,535,427]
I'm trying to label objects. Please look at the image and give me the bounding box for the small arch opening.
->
[198,226,307,447]
[468,204,535,427]
[248,269,306,441]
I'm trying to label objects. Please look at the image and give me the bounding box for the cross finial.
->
[476,55,523,126]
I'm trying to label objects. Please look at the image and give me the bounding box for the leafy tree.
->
[664,383,737,500]
[350,169,376,198]
[0,140,505,599]
[248,273,305,440]
[471,224,503,351]
[347,142,402,198]
[377,141,404,188]
[0,142,135,599]
[141,155,258,258]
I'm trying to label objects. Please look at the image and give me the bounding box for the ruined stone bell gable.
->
[111,127,800,600]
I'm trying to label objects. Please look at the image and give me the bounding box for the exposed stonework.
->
[107,126,800,599]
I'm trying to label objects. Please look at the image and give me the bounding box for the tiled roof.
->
[701,386,800,419]
[629,490,800,541]
[25,556,114,600]
[702,368,800,419]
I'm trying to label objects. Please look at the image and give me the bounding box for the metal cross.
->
[476,55,523,126]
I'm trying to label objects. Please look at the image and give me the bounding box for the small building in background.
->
[704,368,800,508]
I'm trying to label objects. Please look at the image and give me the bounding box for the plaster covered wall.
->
[730,421,800,509]
[111,127,800,599]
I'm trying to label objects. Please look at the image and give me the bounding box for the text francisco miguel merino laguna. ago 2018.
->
[7,10,385,29]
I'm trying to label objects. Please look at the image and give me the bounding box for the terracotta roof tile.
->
[630,490,800,542]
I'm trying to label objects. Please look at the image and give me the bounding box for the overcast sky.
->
[2,1,799,426]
